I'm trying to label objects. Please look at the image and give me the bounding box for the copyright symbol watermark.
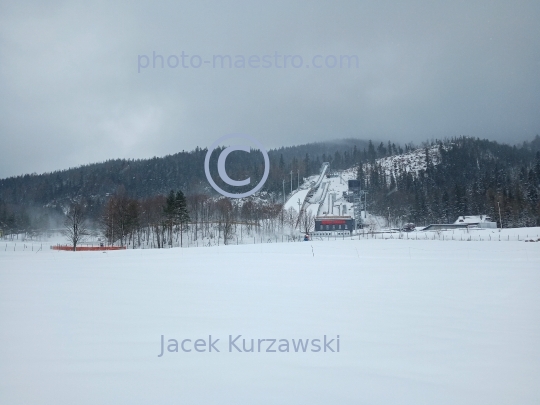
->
[204,134,270,198]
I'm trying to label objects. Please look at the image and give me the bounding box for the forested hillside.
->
[0,139,369,233]
[362,136,540,227]
[1,135,539,236]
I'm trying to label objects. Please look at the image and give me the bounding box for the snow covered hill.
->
[368,144,447,179]
[1,238,539,404]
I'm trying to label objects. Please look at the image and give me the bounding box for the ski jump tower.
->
[346,180,368,228]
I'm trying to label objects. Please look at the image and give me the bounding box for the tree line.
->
[61,190,313,249]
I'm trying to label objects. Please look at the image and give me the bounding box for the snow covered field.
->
[1,238,539,404]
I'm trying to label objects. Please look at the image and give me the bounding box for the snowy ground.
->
[2,226,538,252]
[284,187,310,211]
[0,238,539,404]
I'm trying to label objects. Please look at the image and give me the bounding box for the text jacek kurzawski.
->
[157,335,340,357]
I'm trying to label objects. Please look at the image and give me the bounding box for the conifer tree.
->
[175,190,190,247]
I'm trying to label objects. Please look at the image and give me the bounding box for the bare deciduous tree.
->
[298,209,315,234]
[284,207,299,229]
[216,198,234,244]
[63,203,88,251]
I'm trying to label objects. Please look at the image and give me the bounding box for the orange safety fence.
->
[51,246,127,251]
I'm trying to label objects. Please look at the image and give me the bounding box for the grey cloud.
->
[0,0,539,177]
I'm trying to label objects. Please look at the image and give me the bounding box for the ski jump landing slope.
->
[0,239,539,404]
[284,162,329,213]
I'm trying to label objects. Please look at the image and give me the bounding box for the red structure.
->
[320,219,346,225]
[315,216,354,232]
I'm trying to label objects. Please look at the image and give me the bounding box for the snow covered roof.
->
[454,215,493,224]
[315,215,353,220]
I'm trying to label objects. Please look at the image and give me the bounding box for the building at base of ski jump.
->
[311,215,355,237]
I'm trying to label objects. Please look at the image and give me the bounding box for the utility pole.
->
[282,179,286,205]
[290,171,293,194]
[297,198,301,213]
[497,201,502,231]
[364,191,368,219]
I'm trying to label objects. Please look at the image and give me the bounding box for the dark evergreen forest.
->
[361,136,540,228]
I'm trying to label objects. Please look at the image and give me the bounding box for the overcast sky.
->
[0,0,539,178]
